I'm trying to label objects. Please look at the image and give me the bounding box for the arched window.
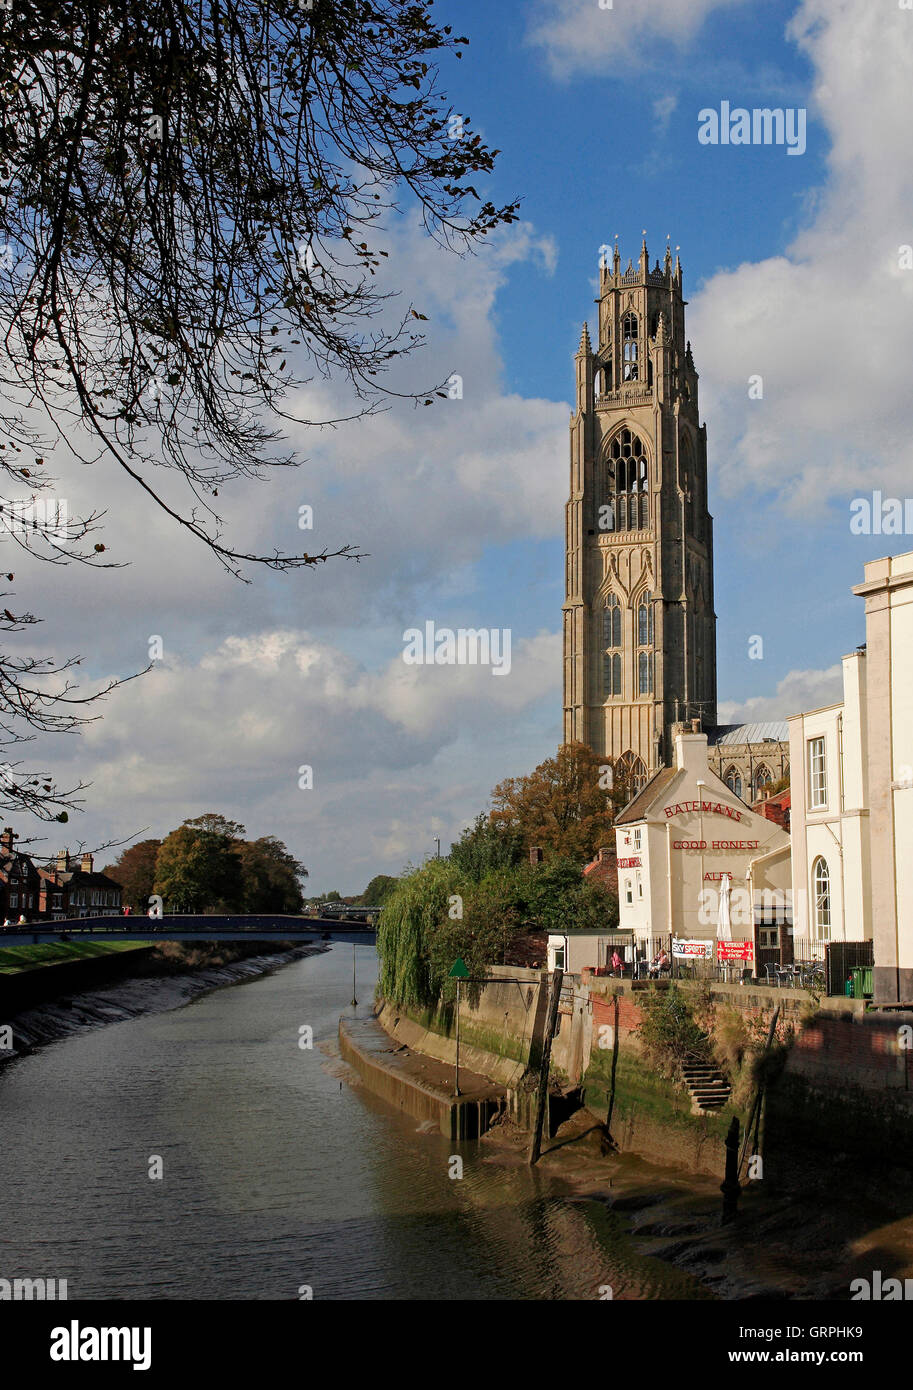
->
[604,431,649,533]
[637,591,654,647]
[615,751,648,796]
[603,594,621,648]
[724,766,743,800]
[622,313,638,381]
[602,652,621,697]
[638,650,652,695]
[812,857,831,938]
[753,765,772,800]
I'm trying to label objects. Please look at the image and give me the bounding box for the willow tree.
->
[0,0,516,821]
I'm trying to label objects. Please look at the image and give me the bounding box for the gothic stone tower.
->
[563,238,717,790]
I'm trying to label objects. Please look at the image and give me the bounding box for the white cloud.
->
[527,0,751,77]
[718,664,844,725]
[46,627,561,890]
[1,213,568,886]
[689,0,913,513]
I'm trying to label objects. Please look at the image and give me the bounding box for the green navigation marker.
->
[449,957,469,979]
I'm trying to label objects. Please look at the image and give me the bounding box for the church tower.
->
[563,237,717,791]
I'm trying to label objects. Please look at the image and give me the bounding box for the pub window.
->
[808,737,827,809]
[812,857,831,937]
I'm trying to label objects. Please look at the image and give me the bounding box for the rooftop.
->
[710,721,789,746]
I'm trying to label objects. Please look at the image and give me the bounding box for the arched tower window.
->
[602,593,621,648]
[605,431,649,532]
[724,766,743,799]
[622,313,638,381]
[812,857,831,938]
[637,591,654,647]
[638,650,653,695]
[602,595,622,698]
[602,652,621,698]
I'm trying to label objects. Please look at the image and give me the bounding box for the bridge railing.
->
[2,913,377,935]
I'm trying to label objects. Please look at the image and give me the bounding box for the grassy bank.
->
[0,941,149,976]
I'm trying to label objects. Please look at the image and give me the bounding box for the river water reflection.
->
[0,946,709,1299]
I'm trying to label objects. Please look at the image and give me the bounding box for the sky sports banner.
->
[672,939,714,959]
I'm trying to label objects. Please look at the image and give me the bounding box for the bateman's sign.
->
[664,800,745,822]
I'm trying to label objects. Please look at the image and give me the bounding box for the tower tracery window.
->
[622,313,638,381]
[636,589,654,697]
[604,431,649,532]
[602,594,622,697]
[637,590,654,647]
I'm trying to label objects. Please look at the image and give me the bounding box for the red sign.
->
[665,800,745,823]
[717,940,754,962]
[617,857,641,868]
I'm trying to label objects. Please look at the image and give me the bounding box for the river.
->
[0,945,709,1300]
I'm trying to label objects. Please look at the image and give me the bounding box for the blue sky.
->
[17,0,913,893]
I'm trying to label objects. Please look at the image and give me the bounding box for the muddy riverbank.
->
[475,1107,913,1301]
[0,940,327,1058]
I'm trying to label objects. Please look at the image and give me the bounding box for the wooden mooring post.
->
[528,967,563,1166]
[720,1116,741,1224]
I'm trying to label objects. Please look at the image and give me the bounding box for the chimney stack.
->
[529,847,543,865]
[80,852,94,873]
[56,849,69,875]
[0,826,14,854]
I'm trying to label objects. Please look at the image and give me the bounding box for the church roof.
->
[613,767,681,825]
[709,722,789,746]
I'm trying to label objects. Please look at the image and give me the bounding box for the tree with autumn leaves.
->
[377,743,621,1008]
[488,742,614,863]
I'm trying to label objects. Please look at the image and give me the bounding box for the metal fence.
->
[825,940,874,998]
[585,929,873,996]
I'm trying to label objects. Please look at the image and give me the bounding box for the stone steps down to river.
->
[681,1064,731,1115]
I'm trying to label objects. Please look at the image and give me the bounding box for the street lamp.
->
[696,780,706,940]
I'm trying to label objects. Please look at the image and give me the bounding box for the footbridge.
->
[0,914,378,947]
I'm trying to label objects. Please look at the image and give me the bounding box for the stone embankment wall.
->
[380,966,592,1089]
[372,967,911,1179]
[765,1007,913,1170]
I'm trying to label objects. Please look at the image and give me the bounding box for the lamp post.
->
[696,779,706,960]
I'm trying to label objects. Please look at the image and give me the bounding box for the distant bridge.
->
[0,914,378,947]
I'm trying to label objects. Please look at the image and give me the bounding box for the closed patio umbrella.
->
[717,873,733,942]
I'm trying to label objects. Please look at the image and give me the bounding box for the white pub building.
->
[614,725,792,961]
